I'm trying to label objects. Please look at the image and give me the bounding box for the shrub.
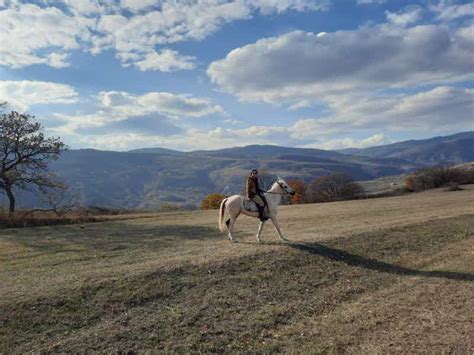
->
[287,179,306,204]
[200,193,227,209]
[159,203,182,212]
[306,173,363,203]
[404,175,417,192]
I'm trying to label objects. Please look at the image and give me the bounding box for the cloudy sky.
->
[0,0,473,151]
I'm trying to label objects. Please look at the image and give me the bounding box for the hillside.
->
[1,187,473,352]
[43,146,410,209]
[9,131,473,210]
[340,131,474,165]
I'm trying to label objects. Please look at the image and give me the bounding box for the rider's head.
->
[251,169,258,177]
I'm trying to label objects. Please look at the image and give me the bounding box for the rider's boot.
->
[257,205,268,221]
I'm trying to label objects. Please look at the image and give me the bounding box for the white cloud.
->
[97,14,127,33]
[431,1,474,21]
[385,7,422,27]
[208,125,289,140]
[216,86,473,146]
[44,89,228,146]
[62,125,291,151]
[132,49,196,72]
[49,111,184,139]
[252,0,330,14]
[99,91,225,118]
[357,0,386,4]
[223,118,243,125]
[73,133,161,151]
[0,3,93,68]
[120,0,156,13]
[64,0,103,15]
[45,84,473,151]
[46,52,71,68]
[292,86,474,137]
[91,1,254,68]
[0,0,327,70]
[208,25,474,107]
[138,92,225,117]
[456,24,474,44]
[99,91,136,107]
[309,133,391,150]
[384,86,474,128]
[0,80,79,111]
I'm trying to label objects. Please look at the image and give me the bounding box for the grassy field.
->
[357,174,407,197]
[1,186,473,353]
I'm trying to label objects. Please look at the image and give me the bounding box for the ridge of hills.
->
[10,131,474,209]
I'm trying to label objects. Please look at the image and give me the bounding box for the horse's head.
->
[275,177,296,196]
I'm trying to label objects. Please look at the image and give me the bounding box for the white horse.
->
[219,177,295,243]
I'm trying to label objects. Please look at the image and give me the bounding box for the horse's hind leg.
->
[256,221,265,243]
[227,218,237,242]
[227,210,242,242]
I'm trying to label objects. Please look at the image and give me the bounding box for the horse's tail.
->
[219,198,228,232]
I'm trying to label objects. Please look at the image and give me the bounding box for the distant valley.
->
[10,131,474,210]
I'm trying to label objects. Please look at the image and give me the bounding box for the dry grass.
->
[1,186,473,353]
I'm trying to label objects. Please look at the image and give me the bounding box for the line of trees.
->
[288,173,363,204]
[404,165,474,192]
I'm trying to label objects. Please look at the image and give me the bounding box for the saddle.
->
[243,198,258,212]
[243,198,269,216]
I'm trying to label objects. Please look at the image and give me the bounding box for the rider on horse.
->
[246,169,268,221]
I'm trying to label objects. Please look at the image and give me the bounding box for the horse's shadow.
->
[241,240,474,282]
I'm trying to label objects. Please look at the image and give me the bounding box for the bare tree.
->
[0,111,68,216]
[404,165,474,192]
[306,173,363,203]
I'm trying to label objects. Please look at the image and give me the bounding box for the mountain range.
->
[11,131,474,210]
[339,132,474,164]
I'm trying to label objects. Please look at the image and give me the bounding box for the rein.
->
[264,184,290,195]
[264,191,286,195]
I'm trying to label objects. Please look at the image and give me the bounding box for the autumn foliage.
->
[200,193,227,209]
[287,179,306,204]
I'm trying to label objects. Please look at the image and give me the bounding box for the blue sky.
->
[0,0,473,151]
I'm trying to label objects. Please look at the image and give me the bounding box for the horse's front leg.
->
[256,220,265,243]
[270,217,288,242]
